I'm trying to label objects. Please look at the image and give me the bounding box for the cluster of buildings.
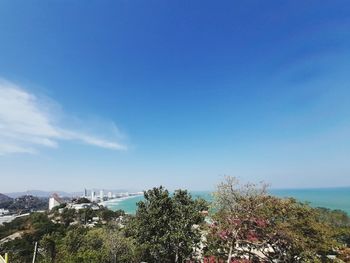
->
[0,209,11,225]
[47,189,140,228]
[1,189,141,225]
[48,188,142,211]
[0,209,9,216]
[86,189,137,203]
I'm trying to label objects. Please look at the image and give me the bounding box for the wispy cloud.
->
[0,79,126,155]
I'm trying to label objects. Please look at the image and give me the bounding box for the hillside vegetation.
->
[0,195,48,213]
[0,177,350,263]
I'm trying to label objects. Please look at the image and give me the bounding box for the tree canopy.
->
[206,176,343,262]
[131,186,209,263]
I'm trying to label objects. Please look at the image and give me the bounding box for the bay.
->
[105,187,350,215]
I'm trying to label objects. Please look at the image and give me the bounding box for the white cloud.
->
[59,130,126,150]
[0,79,126,155]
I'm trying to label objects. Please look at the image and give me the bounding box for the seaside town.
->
[0,190,142,226]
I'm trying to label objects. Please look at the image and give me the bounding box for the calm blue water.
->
[271,187,350,214]
[106,188,350,215]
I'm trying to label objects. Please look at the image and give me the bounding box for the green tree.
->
[0,213,59,263]
[77,208,95,225]
[48,226,138,263]
[132,186,208,263]
[103,224,140,263]
[98,207,124,222]
[40,233,59,263]
[60,208,76,227]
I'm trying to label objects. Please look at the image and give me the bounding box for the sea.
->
[105,187,350,215]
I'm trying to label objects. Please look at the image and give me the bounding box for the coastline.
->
[105,188,350,215]
[100,194,143,209]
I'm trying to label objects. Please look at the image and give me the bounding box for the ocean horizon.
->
[105,187,350,215]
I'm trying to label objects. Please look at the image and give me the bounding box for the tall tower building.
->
[100,190,104,201]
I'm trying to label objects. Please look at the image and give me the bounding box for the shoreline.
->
[104,190,350,215]
[100,194,142,207]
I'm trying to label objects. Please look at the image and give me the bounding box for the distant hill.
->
[5,190,74,198]
[0,195,48,212]
[0,193,12,203]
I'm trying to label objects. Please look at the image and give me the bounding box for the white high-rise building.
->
[91,191,96,202]
[49,194,63,210]
[100,190,104,201]
[108,192,112,199]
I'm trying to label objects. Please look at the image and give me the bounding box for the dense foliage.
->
[1,180,350,263]
[206,177,350,262]
[130,187,209,262]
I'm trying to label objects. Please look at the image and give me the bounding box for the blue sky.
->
[1,1,350,192]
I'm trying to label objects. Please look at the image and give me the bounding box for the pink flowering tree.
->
[205,177,339,263]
